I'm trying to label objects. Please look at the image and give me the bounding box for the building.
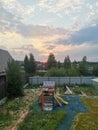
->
[0,49,13,101]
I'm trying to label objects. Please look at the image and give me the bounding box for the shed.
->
[92,78,98,91]
[0,49,13,101]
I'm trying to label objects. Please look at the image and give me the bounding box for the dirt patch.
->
[3,88,41,130]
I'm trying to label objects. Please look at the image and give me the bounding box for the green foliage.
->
[72,98,98,130]
[18,111,66,130]
[6,60,24,98]
[57,61,62,68]
[93,64,98,76]
[78,56,88,76]
[47,53,57,69]
[25,84,39,89]
[24,55,29,73]
[72,85,98,95]
[45,66,79,77]
[63,56,71,70]
[45,67,66,77]
[6,98,25,111]
[68,66,79,76]
[0,112,13,130]
[24,53,36,75]
[29,53,36,74]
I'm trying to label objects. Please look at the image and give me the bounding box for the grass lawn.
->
[18,110,66,130]
[72,85,98,95]
[71,98,98,130]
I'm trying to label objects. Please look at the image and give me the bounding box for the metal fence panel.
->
[29,76,95,86]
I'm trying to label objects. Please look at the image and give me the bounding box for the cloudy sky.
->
[0,0,98,62]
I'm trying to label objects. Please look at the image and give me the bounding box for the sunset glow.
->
[0,0,98,61]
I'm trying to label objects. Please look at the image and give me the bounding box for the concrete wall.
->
[29,76,95,85]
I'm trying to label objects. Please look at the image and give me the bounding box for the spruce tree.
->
[6,60,24,98]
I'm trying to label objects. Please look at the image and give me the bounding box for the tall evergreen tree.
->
[24,55,29,73]
[93,64,98,76]
[63,56,71,69]
[24,54,36,75]
[79,56,88,76]
[29,53,36,75]
[57,61,61,69]
[47,53,57,69]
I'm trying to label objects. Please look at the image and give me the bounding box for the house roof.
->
[0,49,13,75]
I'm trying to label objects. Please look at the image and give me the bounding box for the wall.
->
[0,75,7,100]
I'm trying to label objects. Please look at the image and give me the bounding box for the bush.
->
[45,67,66,77]
[6,61,24,99]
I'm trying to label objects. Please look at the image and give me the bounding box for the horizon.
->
[0,0,98,62]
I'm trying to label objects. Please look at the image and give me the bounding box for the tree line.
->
[24,53,98,77]
[6,53,98,98]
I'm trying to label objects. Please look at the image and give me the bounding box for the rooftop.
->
[0,49,13,75]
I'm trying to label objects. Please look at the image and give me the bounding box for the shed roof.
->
[0,49,13,75]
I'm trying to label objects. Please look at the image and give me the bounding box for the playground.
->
[18,81,89,130]
[31,95,88,130]
[30,81,98,130]
[1,81,98,130]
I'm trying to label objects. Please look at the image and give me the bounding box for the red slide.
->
[54,97,62,107]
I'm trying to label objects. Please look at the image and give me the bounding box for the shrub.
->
[6,61,24,99]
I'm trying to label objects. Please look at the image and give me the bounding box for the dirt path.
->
[3,88,41,130]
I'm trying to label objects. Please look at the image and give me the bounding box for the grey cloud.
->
[16,24,69,38]
[57,24,98,45]
[0,2,70,38]
[0,5,22,32]
[47,45,56,50]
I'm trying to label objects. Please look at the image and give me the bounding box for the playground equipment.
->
[41,81,68,111]
[41,88,54,111]
[41,81,55,111]
[55,95,68,105]
[64,86,72,95]
[54,96,62,107]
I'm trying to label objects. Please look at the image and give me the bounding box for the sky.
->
[0,0,98,62]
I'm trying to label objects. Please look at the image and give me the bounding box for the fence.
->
[29,76,96,85]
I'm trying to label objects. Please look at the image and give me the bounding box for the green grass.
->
[0,97,26,129]
[71,98,98,130]
[25,84,40,89]
[18,110,66,130]
[0,112,13,130]
[72,85,98,95]
[4,98,26,111]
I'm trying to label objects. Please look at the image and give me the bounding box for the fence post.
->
[69,77,70,85]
